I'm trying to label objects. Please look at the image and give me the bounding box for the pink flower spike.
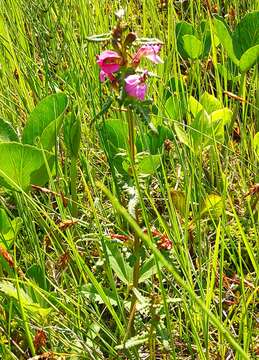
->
[133,44,163,65]
[125,72,148,101]
[97,50,121,74]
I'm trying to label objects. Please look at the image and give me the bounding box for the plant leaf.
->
[80,284,119,306]
[232,11,259,59]
[201,194,224,219]
[139,256,157,283]
[22,93,68,150]
[200,92,222,114]
[165,96,186,121]
[213,17,239,65]
[0,118,19,142]
[182,35,202,60]
[210,108,233,126]
[0,142,54,192]
[254,132,259,157]
[189,96,203,118]
[0,281,52,319]
[64,111,81,157]
[137,154,162,175]
[174,123,192,149]
[239,45,259,73]
[175,21,196,59]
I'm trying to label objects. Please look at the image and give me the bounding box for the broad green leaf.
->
[190,110,212,150]
[22,93,68,150]
[98,118,128,174]
[138,154,161,175]
[174,123,191,149]
[201,30,212,58]
[232,11,259,59]
[254,132,259,157]
[175,21,196,59]
[0,142,54,192]
[201,194,224,219]
[210,108,233,125]
[64,111,81,157]
[189,96,203,118]
[199,21,212,58]
[239,45,259,73]
[213,17,239,65]
[200,92,222,114]
[0,281,52,319]
[26,264,47,290]
[98,118,128,154]
[0,118,19,142]
[0,216,22,248]
[182,35,202,60]
[165,96,186,121]
[210,108,233,143]
[0,208,10,234]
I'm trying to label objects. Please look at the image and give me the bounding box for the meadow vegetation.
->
[0,0,258,359]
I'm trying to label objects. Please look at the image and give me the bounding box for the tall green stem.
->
[125,109,141,339]
[70,156,78,217]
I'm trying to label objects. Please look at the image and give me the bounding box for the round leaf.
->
[175,22,196,59]
[239,45,259,73]
[22,93,68,150]
[232,11,259,59]
[182,35,202,60]
[0,142,54,192]
[213,17,239,65]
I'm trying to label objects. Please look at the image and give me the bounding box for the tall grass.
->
[0,0,258,359]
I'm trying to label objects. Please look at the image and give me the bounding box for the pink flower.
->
[125,72,148,101]
[132,44,163,65]
[99,70,115,82]
[97,50,121,80]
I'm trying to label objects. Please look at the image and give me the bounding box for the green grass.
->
[0,0,258,359]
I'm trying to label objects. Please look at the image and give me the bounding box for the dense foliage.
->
[0,1,258,359]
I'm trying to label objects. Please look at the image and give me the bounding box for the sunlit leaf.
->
[200,92,222,114]
[137,154,161,175]
[232,11,259,59]
[182,35,202,60]
[22,93,68,150]
[0,118,19,142]
[0,281,52,319]
[201,194,224,219]
[175,21,196,59]
[239,45,259,72]
[213,17,239,65]
[0,142,54,192]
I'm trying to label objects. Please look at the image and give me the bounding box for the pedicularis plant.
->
[89,9,164,337]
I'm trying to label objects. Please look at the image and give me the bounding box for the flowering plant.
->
[93,12,163,104]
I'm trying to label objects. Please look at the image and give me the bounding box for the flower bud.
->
[124,32,137,47]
